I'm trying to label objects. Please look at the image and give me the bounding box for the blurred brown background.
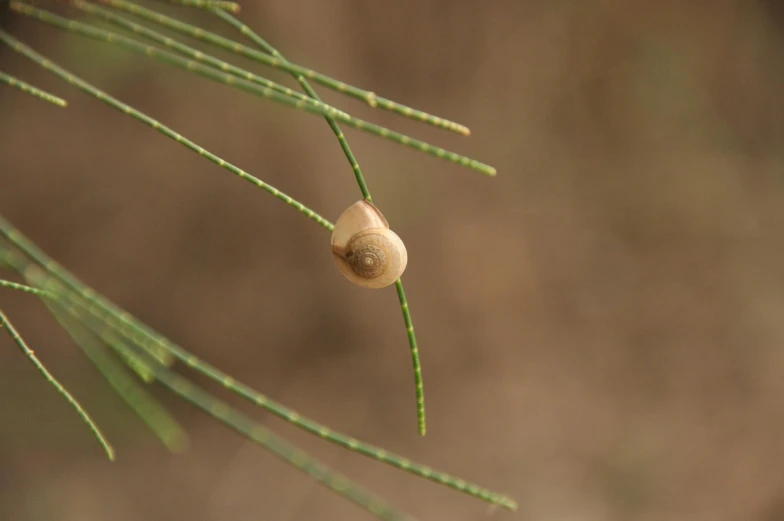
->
[2,1,784,520]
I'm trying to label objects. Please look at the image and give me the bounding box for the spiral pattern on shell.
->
[346,233,389,280]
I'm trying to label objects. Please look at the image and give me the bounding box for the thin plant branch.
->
[97,0,475,139]
[0,307,115,461]
[0,2,519,517]
[10,1,495,175]
[166,0,240,13]
[38,291,190,453]
[211,5,429,440]
[6,261,418,521]
[0,70,67,105]
[7,0,432,437]
[70,1,348,118]
[0,222,518,511]
[0,28,335,231]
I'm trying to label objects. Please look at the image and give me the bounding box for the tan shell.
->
[331,200,408,289]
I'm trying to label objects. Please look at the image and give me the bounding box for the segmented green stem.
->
[69,1,343,118]
[0,308,115,460]
[0,246,412,520]
[145,366,413,521]
[98,1,484,148]
[165,0,239,12]
[15,0,429,436]
[212,9,428,435]
[2,253,159,385]
[0,242,169,381]
[0,219,518,511]
[100,0,468,135]
[9,5,347,120]
[212,11,431,441]
[0,279,53,297]
[34,285,189,453]
[1,5,516,512]
[209,8,372,201]
[213,8,430,437]
[0,28,333,233]
[0,70,67,106]
[134,355,412,521]
[393,280,425,432]
[11,2,494,175]
[39,294,416,521]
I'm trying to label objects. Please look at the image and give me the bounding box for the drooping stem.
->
[99,0,470,136]
[0,307,115,461]
[0,3,517,514]
[69,1,350,117]
[0,70,67,106]
[212,9,429,436]
[41,294,416,521]
[34,286,190,453]
[0,28,334,232]
[0,220,517,511]
[210,7,373,201]
[11,1,495,175]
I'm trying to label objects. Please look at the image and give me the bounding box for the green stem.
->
[0,308,115,461]
[24,272,190,453]
[0,70,67,106]
[101,0,469,135]
[0,279,54,297]
[0,5,516,512]
[12,2,494,175]
[394,279,425,433]
[0,241,173,375]
[165,0,240,12]
[44,294,417,521]
[72,0,344,115]
[212,9,429,436]
[0,28,334,232]
[210,8,372,201]
[0,221,517,511]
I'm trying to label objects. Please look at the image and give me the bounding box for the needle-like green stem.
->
[208,9,427,436]
[102,0,469,135]
[210,9,427,436]
[209,7,373,201]
[38,292,417,521]
[0,307,115,461]
[11,1,495,175]
[0,220,518,511]
[37,292,189,453]
[70,1,345,124]
[165,0,240,13]
[0,27,334,233]
[0,279,54,297]
[0,70,67,106]
[0,3,517,515]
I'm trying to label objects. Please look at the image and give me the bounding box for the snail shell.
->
[331,200,408,289]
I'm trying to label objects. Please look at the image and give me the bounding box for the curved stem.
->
[0,29,334,232]
[213,9,429,435]
[12,2,495,175]
[44,294,415,521]
[97,0,473,137]
[210,8,372,201]
[0,222,517,510]
[0,308,115,461]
